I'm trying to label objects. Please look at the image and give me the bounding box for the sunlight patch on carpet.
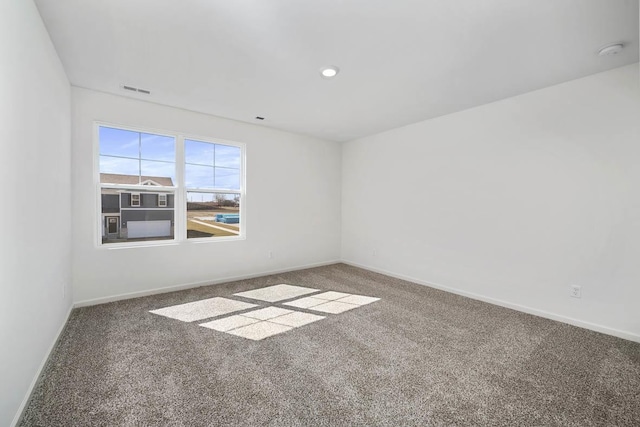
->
[149,297,256,322]
[150,284,380,341]
[233,284,318,302]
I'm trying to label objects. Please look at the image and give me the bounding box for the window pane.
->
[100,128,177,187]
[141,160,176,185]
[100,156,140,178]
[215,167,241,190]
[99,127,139,158]
[186,192,240,239]
[185,164,214,188]
[215,144,241,168]
[101,188,175,244]
[141,133,175,162]
[185,139,214,166]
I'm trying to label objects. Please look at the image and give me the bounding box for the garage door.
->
[127,220,171,238]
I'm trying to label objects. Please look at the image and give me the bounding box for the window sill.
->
[186,235,246,244]
[97,235,245,249]
[98,241,180,250]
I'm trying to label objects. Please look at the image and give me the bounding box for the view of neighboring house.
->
[100,173,175,242]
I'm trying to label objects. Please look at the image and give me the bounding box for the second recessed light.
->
[320,66,340,79]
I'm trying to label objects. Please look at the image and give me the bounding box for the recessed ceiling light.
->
[320,66,340,79]
[598,43,624,56]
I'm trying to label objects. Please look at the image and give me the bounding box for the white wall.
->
[342,63,640,341]
[0,1,72,425]
[71,88,342,303]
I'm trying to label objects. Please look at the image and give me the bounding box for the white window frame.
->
[158,193,167,207]
[94,122,246,248]
[130,192,141,207]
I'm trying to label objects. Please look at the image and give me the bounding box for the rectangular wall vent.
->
[121,84,151,95]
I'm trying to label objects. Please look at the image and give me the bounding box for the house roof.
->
[100,173,174,186]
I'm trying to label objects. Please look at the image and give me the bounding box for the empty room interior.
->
[2,0,640,425]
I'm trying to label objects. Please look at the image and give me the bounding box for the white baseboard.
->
[11,304,74,427]
[74,259,341,308]
[342,260,640,344]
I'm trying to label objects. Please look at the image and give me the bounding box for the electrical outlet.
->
[569,285,581,298]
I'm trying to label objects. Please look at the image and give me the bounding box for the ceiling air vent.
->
[121,84,151,95]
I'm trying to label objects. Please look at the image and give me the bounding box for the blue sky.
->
[99,127,241,192]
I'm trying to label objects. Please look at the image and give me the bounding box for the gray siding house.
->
[101,174,175,242]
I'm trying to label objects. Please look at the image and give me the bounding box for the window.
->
[185,139,241,239]
[97,124,244,246]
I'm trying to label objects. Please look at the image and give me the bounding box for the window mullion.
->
[175,135,186,242]
[138,132,142,184]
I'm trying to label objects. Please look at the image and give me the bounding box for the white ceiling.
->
[35,0,639,142]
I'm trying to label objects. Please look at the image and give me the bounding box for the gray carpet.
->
[20,264,640,426]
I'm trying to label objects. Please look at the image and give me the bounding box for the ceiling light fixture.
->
[598,43,624,56]
[320,66,340,79]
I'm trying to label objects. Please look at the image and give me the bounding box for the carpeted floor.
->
[20,264,640,426]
